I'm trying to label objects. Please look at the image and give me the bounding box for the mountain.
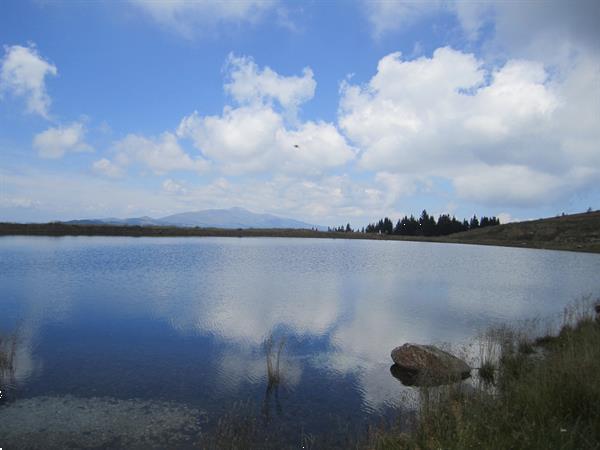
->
[64,207,321,230]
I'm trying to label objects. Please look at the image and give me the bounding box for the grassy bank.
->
[441,210,600,253]
[368,299,600,450]
[2,210,600,253]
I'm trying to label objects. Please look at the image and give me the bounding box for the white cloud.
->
[0,44,57,118]
[1,164,396,228]
[364,1,600,65]
[33,122,92,159]
[177,56,354,175]
[92,158,124,178]
[0,196,41,209]
[110,132,209,175]
[0,168,178,221]
[224,53,315,118]
[338,47,599,206]
[453,165,565,207]
[162,178,187,195]
[170,174,393,226]
[178,106,282,174]
[374,172,418,208]
[178,106,355,175]
[464,0,599,65]
[129,0,278,38]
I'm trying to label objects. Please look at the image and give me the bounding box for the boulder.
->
[390,343,471,385]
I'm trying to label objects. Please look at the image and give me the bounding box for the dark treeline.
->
[330,210,500,236]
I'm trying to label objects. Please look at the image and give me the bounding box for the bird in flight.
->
[294,144,300,148]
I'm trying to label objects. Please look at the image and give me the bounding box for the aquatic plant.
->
[0,334,16,371]
[0,330,17,391]
[475,325,507,385]
[264,334,285,386]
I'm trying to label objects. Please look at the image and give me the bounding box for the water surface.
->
[1,236,599,447]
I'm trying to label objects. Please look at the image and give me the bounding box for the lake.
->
[1,236,599,448]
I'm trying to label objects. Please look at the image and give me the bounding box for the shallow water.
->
[1,236,599,447]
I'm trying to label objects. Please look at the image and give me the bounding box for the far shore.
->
[2,211,599,254]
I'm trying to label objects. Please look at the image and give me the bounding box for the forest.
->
[330,210,500,236]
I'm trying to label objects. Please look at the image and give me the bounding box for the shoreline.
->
[1,219,599,254]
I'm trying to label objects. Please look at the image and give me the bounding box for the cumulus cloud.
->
[107,132,209,176]
[33,122,92,159]
[178,106,282,174]
[224,53,315,118]
[177,56,354,175]
[129,0,278,38]
[338,47,599,206]
[178,107,355,175]
[0,44,57,118]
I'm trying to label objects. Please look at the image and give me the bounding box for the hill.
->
[440,211,600,253]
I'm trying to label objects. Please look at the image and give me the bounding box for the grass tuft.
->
[478,360,495,384]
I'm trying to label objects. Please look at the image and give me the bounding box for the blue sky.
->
[1,0,598,226]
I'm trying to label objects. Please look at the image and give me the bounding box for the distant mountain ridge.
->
[64,207,322,230]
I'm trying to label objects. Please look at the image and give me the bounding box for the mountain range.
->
[64,207,322,230]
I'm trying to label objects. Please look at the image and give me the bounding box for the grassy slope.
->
[368,302,600,450]
[438,211,600,253]
[1,211,599,253]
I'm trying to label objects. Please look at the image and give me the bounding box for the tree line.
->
[329,210,500,236]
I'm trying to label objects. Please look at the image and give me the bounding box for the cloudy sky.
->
[1,1,598,226]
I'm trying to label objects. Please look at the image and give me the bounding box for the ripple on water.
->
[0,395,206,449]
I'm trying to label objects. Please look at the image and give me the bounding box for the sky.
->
[0,0,599,227]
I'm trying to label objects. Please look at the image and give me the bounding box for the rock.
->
[390,364,430,387]
[390,343,471,385]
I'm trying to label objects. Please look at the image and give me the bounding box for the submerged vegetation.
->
[367,297,600,450]
[0,329,17,393]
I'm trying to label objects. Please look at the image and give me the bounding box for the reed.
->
[264,335,285,386]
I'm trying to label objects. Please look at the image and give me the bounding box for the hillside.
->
[441,211,600,253]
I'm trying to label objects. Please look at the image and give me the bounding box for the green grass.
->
[367,298,600,450]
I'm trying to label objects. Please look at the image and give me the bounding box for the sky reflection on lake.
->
[1,236,599,437]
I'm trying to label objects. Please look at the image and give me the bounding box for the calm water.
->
[1,236,599,447]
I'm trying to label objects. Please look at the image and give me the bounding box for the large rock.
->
[391,343,471,385]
